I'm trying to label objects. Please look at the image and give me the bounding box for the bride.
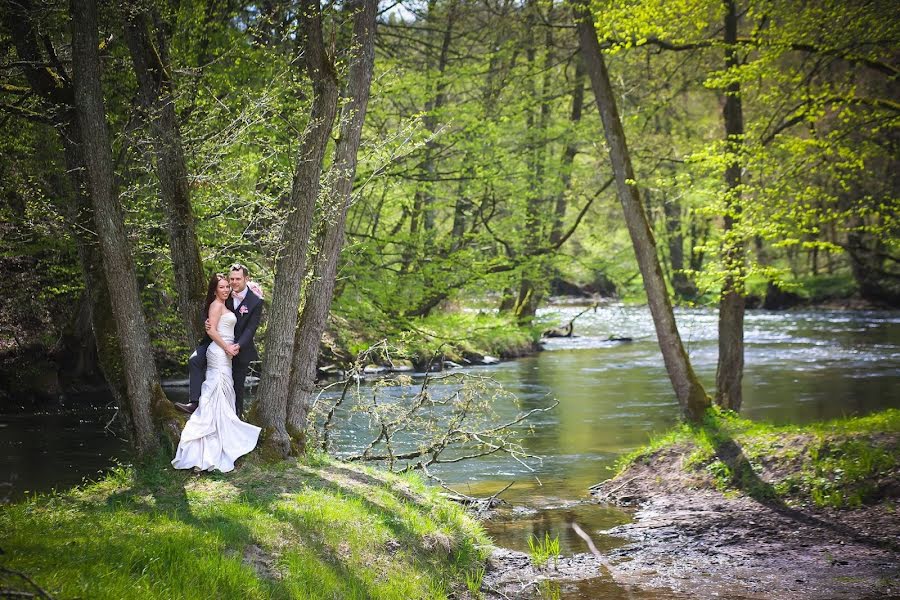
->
[172,273,261,472]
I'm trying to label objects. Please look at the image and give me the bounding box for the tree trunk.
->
[60,127,131,416]
[550,57,586,246]
[402,0,455,272]
[663,193,697,300]
[716,0,746,412]
[515,0,554,323]
[71,0,164,455]
[254,0,341,459]
[2,0,131,425]
[124,8,206,346]
[286,0,377,449]
[575,2,709,422]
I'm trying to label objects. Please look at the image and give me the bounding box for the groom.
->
[175,263,263,418]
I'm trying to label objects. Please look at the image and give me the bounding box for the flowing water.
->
[2,305,899,597]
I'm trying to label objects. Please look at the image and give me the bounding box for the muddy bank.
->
[590,439,900,600]
[481,547,605,599]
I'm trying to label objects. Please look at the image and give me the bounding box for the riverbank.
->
[0,310,541,412]
[0,454,491,599]
[322,310,541,374]
[590,408,900,599]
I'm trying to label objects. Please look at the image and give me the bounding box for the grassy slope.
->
[617,408,900,508]
[0,455,491,599]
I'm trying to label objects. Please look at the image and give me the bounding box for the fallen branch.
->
[542,303,599,338]
[422,464,513,516]
[0,566,54,599]
[570,521,636,600]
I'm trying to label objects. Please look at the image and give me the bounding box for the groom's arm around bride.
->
[178,263,263,418]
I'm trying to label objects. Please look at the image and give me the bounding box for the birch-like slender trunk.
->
[575,2,709,422]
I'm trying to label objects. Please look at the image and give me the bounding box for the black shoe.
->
[174,402,198,415]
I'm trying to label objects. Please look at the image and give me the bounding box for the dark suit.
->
[188,288,263,417]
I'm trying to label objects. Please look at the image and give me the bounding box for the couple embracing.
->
[171,263,262,473]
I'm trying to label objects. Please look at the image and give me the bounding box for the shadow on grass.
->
[703,417,899,553]
[109,455,472,597]
[230,461,471,561]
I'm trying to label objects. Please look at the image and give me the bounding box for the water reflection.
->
[0,408,127,503]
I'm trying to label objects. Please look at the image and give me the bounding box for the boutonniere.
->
[239,305,249,315]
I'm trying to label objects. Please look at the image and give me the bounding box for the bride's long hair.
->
[203,273,228,319]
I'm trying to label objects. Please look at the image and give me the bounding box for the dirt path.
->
[591,451,900,599]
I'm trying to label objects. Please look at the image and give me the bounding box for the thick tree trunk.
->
[71,0,164,455]
[60,127,130,416]
[254,0,341,458]
[286,0,377,448]
[2,0,131,423]
[716,0,746,412]
[575,3,709,421]
[124,9,206,346]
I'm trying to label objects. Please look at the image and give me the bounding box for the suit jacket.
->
[197,288,263,365]
[228,288,262,365]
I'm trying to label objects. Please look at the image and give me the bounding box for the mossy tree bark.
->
[575,1,710,422]
[71,0,165,455]
[287,0,377,450]
[254,0,341,458]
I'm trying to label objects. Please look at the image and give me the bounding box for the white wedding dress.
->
[172,310,261,472]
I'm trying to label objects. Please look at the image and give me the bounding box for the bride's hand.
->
[205,319,212,333]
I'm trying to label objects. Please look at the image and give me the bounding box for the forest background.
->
[1,0,897,454]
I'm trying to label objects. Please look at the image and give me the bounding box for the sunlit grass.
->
[616,407,899,508]
[464,564,485,598]
[527,532,560,570]
[0,454,492,599]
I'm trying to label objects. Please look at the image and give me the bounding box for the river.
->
[2,305,898,596]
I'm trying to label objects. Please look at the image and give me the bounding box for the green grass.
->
[464,565,485,598]
[527,532,560,570]
[617,407,900,509]
[0,454,492,599]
